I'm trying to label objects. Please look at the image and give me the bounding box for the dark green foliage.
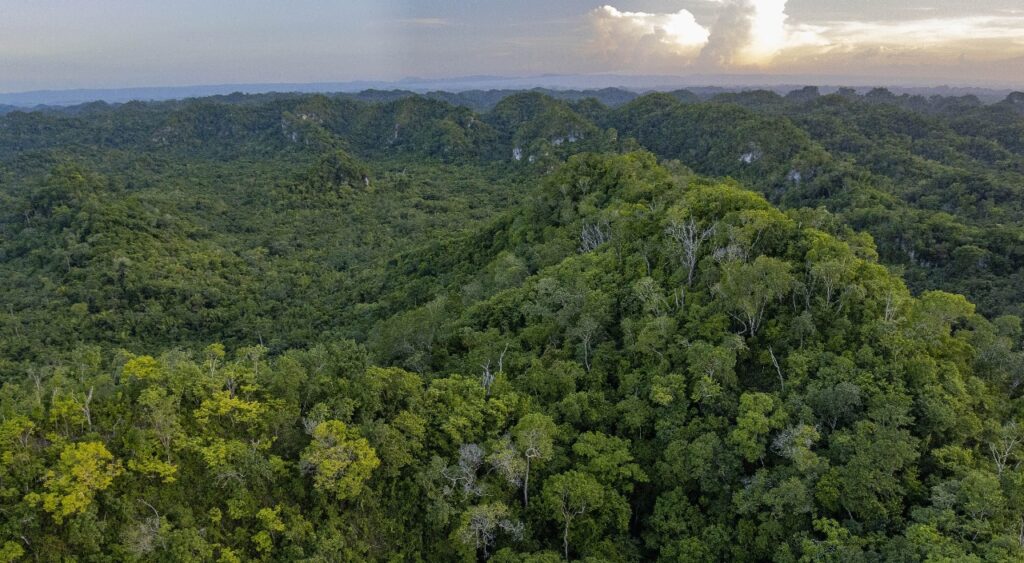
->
[605,90,1024,317]
[1,91,1024,561]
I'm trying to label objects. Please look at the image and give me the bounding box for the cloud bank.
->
[590,6,710,68]
[589,0,1024,78]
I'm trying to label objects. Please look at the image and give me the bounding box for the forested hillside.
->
[1,89,1023,561]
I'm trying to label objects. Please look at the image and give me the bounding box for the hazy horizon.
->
[3,1,1024,93]
[3,73,1021,109]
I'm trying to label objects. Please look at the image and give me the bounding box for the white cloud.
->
[826,16,1024,47]
[744,0,788,61]
[590,5,710,66]
[588,1,1024,72]
[741,0,830,63]
[698,0,828,66]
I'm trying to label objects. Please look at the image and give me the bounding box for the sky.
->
[2,0,1023,92]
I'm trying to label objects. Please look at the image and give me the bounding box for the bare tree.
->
[73,387,94,431]
[666,219,715,286]
[519,427,548,508]
[301,413,325,436]
[480,360,495,397]
[768,347,784,392]
[488,436,525,488]
[442,444,487,497]
[558,489,587,560]
[124,499,164,557]
[456,503,524,558]
[571,316,600,372]
[28,367,47,408]
[810,259,854,312]
[989,421,1021,477]
[579,221,611,253]
[883,289,902,323]
[480,343,508,398]
[489,416,554,509]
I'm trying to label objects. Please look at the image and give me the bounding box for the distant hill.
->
[3,86,1024,321]
[1,74,1016,107]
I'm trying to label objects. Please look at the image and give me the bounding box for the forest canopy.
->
[1,88,1023,561]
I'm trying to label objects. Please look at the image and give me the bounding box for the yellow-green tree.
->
[301,420,380,502]
[26,441,123,523]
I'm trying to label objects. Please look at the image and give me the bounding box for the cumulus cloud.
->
[590,5,710,67]
[590,0,826,69]
[588,0,1024,73]
[698,0,814,66]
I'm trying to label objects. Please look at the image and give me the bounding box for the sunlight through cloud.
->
[590,0,1024,73]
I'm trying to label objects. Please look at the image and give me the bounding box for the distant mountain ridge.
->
[2,74,1018,107]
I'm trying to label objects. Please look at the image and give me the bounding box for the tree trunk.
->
[523,458,530,507]
[563,519,570,561]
